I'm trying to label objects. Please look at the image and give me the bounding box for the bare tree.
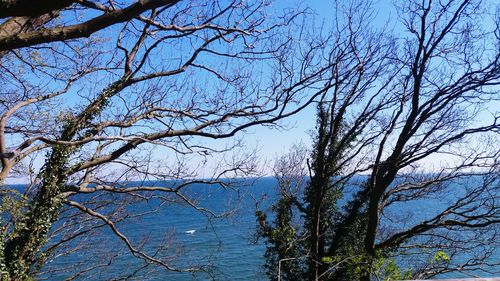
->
[0,1,332,279]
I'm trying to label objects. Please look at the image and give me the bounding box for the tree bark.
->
[0,0,180,51]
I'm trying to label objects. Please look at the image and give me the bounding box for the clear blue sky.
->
[243,0,498,174]
[244,0,397,169]
[7,0,498,182]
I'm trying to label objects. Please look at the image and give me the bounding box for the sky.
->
[3,0,499,183]
[241,0,499,174]
[243,0,396,166]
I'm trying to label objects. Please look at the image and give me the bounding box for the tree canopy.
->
[0,1,315,279]
[0,0,499,280]
[257,0,500,280]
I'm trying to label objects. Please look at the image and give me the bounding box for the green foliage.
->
[0,189,26,225]
[433,251,450,263]
[0,188,28,280]
[255,102,417,281]
[3,140,72,278]
[257,195,304,281]
[321,256,334,264]
[371,253,412,281]
[0,221,6,280]
[256,103,371,280]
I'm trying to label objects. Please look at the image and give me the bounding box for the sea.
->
[5,177,498,280]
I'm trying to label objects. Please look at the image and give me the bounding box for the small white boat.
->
[184,230,196,234]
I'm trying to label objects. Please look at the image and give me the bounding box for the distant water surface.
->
[21,177,497,280]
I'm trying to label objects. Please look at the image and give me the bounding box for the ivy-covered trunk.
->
[304,175,329,280]
[258,104,348,281]
[1,80,126,280]
[3,145,70,280]
[303,104,344,280]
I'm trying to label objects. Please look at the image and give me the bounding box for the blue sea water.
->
[41,178,278,280]
[7,176,497,280]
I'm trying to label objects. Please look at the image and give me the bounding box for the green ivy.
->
[2,80,125,280]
